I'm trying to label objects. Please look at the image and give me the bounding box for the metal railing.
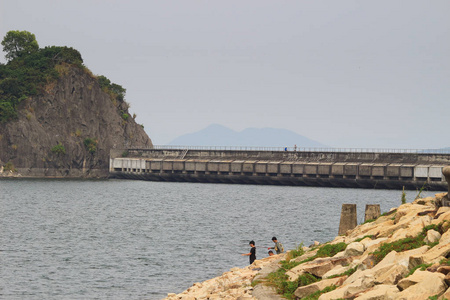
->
[143,145,450,154]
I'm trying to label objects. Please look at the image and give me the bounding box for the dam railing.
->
[150,145,450,154]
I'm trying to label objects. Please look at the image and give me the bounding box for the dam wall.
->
[109,148,450,190]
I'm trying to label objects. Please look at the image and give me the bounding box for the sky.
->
[1,0,449,148]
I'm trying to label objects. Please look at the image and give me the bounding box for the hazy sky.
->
[1,1,449,148]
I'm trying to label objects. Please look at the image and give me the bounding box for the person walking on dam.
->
[242,240,256,265]
[268,237,284,254]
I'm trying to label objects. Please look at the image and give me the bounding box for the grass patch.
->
[362,219,376,224]
[401,186,407,204]
[280,260,302,270]
[328,266,358,279]
[267,271,320,300]
[286,243,305,261]
[251,280,262,287]
[422,223,445,235]
[266,242,348,299]
[297,273,320,287]
[316,243,347,258]
[299,242,348,264]
[415,183,427,200]
[371,235,426,264]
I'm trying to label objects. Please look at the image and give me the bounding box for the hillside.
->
[169,124,326,148]
[0,32,152,177]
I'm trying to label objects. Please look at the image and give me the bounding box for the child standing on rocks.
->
[241,240,256,265]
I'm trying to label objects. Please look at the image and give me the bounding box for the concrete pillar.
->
[364,204,380,222]
[338,204,357,235]
[443,166,450,195]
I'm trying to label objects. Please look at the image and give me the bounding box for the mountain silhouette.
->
[168,124,326,147]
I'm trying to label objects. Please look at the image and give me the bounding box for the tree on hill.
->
[0,30,127,123]
[1,30,39,61]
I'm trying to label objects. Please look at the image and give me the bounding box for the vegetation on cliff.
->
[0,30,125,123]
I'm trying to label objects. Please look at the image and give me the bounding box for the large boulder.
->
[397,269,444,291]
[396,270,447,300]
[360,237,388,252]
[344,246,429,287]
[409,243,450,268]
[373,264,408,285]
[437,266,450,275]
[343,274,376,297]
[424,229,442,244]
[347,217,394,240]
[439,228,450,245]
[432,208,450,226]
[349,284,399,300]
[344,242,365,257]
[318,285,346,300]
[250,284,281,300]
[287,256,353,281]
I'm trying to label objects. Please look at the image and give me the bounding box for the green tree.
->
[1,30,39,61]
[97,75,126,101]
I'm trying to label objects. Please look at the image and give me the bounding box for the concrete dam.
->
[109,147,450,191]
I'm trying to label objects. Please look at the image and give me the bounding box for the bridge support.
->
[338,204,357,235]
[364,204,381,222]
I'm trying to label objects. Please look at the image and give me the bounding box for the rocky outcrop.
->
[163,192,450,300]
[0,66,152,177]
[165,256,286,300]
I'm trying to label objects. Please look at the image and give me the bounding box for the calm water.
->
[0,179,436,299]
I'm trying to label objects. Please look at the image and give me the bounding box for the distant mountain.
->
[168,124,326,147]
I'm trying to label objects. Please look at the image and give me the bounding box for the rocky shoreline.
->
[163,192,450,300]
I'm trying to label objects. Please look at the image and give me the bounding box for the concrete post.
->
[338,204,357,235]
[443,166,450,195]
[442,167,450,207]
[364,204,381,222]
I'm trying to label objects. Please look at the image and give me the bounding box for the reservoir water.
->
[1,179,436,299]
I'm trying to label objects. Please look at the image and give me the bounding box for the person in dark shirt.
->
[242,240,256,265]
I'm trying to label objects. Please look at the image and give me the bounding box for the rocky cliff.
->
[0,66,152,177]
